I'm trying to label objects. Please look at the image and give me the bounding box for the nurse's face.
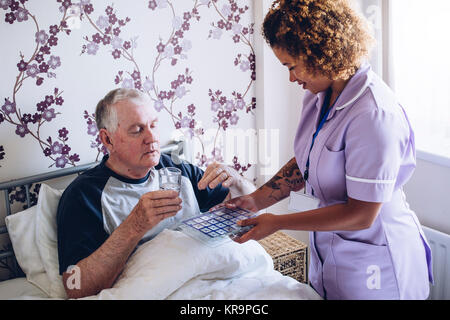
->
[273,47,333,94]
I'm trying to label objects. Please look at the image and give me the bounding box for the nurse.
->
[217,0,433,299]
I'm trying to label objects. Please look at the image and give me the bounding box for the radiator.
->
[422,226,450,300]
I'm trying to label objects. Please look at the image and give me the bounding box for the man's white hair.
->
[95,88,151,132]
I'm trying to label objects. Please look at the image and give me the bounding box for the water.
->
[161,182,180,192]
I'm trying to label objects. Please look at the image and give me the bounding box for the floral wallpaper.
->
[0,0,256,278]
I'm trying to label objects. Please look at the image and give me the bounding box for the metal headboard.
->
[0,140,186,277]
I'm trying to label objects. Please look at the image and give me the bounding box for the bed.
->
[0,141,321,300]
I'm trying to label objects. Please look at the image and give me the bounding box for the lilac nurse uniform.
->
[293,62,433,300]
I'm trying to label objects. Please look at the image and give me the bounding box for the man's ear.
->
[99,128,113,151]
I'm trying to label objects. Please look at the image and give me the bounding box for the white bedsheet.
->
[82,229,321,300]
[0,277,51,300]
[0,229,321,300]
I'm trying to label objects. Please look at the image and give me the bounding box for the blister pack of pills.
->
[177,207,256,246]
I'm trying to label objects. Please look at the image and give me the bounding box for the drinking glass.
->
[159,167,181,192]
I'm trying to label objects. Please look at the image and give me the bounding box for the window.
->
[390,0,450,162]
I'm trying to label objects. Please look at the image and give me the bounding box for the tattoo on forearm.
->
[259,158,305,202]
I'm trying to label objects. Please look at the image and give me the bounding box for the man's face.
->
[107,99,160,177]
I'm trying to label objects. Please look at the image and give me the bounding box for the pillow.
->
[4,205,51,295]
[35,183,66,299]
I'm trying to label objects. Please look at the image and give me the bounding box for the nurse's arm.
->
[277,197,382,231]
[243,157,305,210]
[235,197,382,243]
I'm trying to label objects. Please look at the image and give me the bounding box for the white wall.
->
[404,158,450,235]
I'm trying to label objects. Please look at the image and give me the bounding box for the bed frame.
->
[0,140,186,279]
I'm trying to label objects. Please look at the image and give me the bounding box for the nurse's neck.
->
[328,78,350,108]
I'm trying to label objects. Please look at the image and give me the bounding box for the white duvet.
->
[82,229,321,300]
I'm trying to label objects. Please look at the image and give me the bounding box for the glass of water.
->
[159,167,181,192]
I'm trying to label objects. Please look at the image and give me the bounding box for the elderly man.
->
[56,88,255,299]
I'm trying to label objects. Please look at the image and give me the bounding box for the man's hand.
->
[128,189,182,236]
[197,162,239,190]
[197,162,256,202]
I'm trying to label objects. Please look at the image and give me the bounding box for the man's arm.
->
[62,190,181,299]
[62,214,143,299]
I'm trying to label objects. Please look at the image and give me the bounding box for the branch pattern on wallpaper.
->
[0,0,255,210]
[79,0,255,174]
[1,0,81,170]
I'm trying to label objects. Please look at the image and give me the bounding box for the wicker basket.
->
[258,231,308,283]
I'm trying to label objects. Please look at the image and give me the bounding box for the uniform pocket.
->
[329,233,400,299]
[317,147,346,203]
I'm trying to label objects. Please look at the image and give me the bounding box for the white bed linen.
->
[0,229,321,300]
[80,229,321,300]
[0,277,51,300]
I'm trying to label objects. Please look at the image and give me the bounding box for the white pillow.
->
[35,183,66,299]
[4,205,51,295]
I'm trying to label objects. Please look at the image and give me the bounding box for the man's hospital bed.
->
[0,141,320,300]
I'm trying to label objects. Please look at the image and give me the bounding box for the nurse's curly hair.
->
[262,0,375,80]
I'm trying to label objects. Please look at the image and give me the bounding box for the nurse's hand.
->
[209,193,260,212]
[231,213,279,244]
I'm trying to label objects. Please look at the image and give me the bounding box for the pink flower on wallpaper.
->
[48,55,61,69]
[4,12,15,24]
[96,15,109,29]
[15,8,28,22]
[2,98,16,114]
[121,78,133,89]
[211,100,220,112]
[112,49,121,59]
[232,23,242,35]
[87,123,97,136]
[111,36,123,49]
[187,104,195,114]
[156,42,165,53]
[239,60,249,72]
[0,0,12,10]
[230,113,239,125]
[175,86,186,99]
[225,100,234,111]
[143,78,153,92]
[58,127,68,138]
[148,1,157,11]
[16,59,27,71]
[50,141,63,154]
[156,0,168,9]
[153,100,164,112]
[26,63,39,78]
[35,30,49,44]
[180,116,190,128]
[55,155,68,168]
[15,124,29,137]
[42,108,56,122]
[86,42,99,55]
[235,98,245,109]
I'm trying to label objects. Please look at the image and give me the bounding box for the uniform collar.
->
[314,61,372,120]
